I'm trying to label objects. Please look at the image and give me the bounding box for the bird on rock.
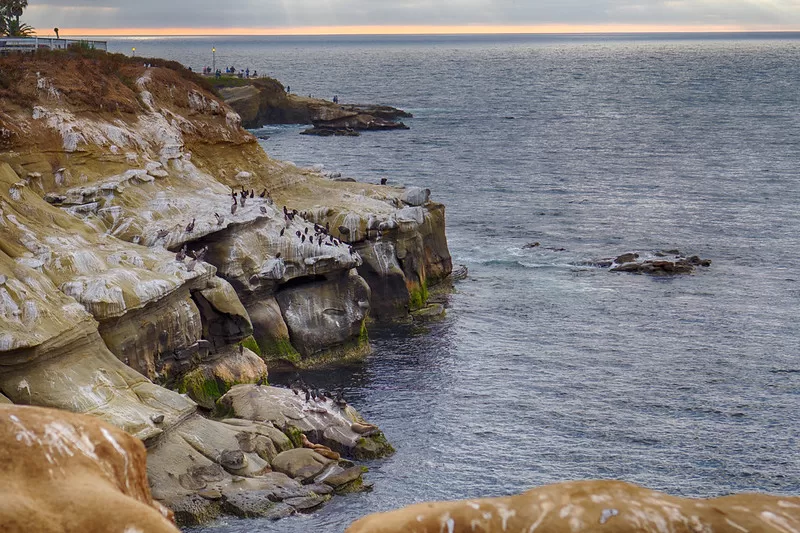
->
[231,200,238,215]
[176,245,187,262]
[156,229,169,239]
[260,188,267,198]
[249,189,254,199]
[280,228,285,237]
[260,206,267,214]
[214,212,224,225]
[192,246,208,262]
[185,218,195,233]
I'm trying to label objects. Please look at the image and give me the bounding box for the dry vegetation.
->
[0,47,217,113]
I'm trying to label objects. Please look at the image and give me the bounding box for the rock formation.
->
[216,76,411,133]
[346,480,800,533]
[0,51,449,524]
[597,250,712,275]
[0,404,180,533]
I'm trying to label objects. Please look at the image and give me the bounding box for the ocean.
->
[107,34,800,532]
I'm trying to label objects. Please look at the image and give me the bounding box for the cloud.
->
[22,0,800,30]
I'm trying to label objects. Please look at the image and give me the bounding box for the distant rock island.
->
[215,76,411,135]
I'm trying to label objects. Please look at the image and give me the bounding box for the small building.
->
[0,37,108,55]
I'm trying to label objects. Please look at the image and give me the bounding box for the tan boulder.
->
[0,404,179,533]
[346,480,800,533]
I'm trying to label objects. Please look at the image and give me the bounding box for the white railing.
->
[0,37,108,53]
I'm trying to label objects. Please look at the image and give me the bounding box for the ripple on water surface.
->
[160,34,800,532]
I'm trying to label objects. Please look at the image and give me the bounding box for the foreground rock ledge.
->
[0,404,180,533]
[346,480,800,533]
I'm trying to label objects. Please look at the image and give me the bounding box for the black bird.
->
[296,230,302,238]
[185,218,195,233]
[304,227,308,235]
[239,343,244,354]
[325,221,330,232]
[335,390,347,409]
[301,234,306,243]
[275,252,281,259]
[231,188,237,199]
[260,188,267,198]
[280,228,285,237]
[231,200,238,215]
[283,206,288,216]
[176,245,187,262]
[260,206,267,214]
[380,177,387,185]
[256,376,266,386]
[250,189,254,199]
[156,229,169,239]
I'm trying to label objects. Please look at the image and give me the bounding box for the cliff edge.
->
[216,76,411,133]
[0,50,450,524]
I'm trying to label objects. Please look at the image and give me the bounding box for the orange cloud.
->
[50,23,800,37]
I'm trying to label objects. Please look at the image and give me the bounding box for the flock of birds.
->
[154,185,361,268]
[290,376,349,410]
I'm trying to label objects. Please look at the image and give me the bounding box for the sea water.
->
[108,34,800,532]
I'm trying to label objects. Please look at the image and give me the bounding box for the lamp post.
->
[131,47,136,57]
[212,47,216,74]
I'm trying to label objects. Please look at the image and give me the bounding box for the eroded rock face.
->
[276,269,370,360]
[0,54,437,525]
[0,404,179,533]
[346,480,800,533]
[217,77,411,131]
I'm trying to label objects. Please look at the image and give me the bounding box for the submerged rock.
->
[346,480,800,533]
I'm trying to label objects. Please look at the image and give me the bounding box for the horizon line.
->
[38,24,800,38]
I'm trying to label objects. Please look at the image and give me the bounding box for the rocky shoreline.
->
[0,51,450,527]
[216,76,411,135]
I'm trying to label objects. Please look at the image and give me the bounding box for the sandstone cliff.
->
[347,480,800,533]
[217,76,411,133]
[0,50,450,524]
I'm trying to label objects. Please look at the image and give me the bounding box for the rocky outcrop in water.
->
[346,480,800,533]
[593,250,712,275]
[217,76,411,133]
[0,52,449,524]
[0,404,180,533]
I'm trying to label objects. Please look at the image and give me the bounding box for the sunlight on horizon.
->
[40,23,800,38]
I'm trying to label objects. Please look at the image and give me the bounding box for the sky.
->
[24,0,800,35]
